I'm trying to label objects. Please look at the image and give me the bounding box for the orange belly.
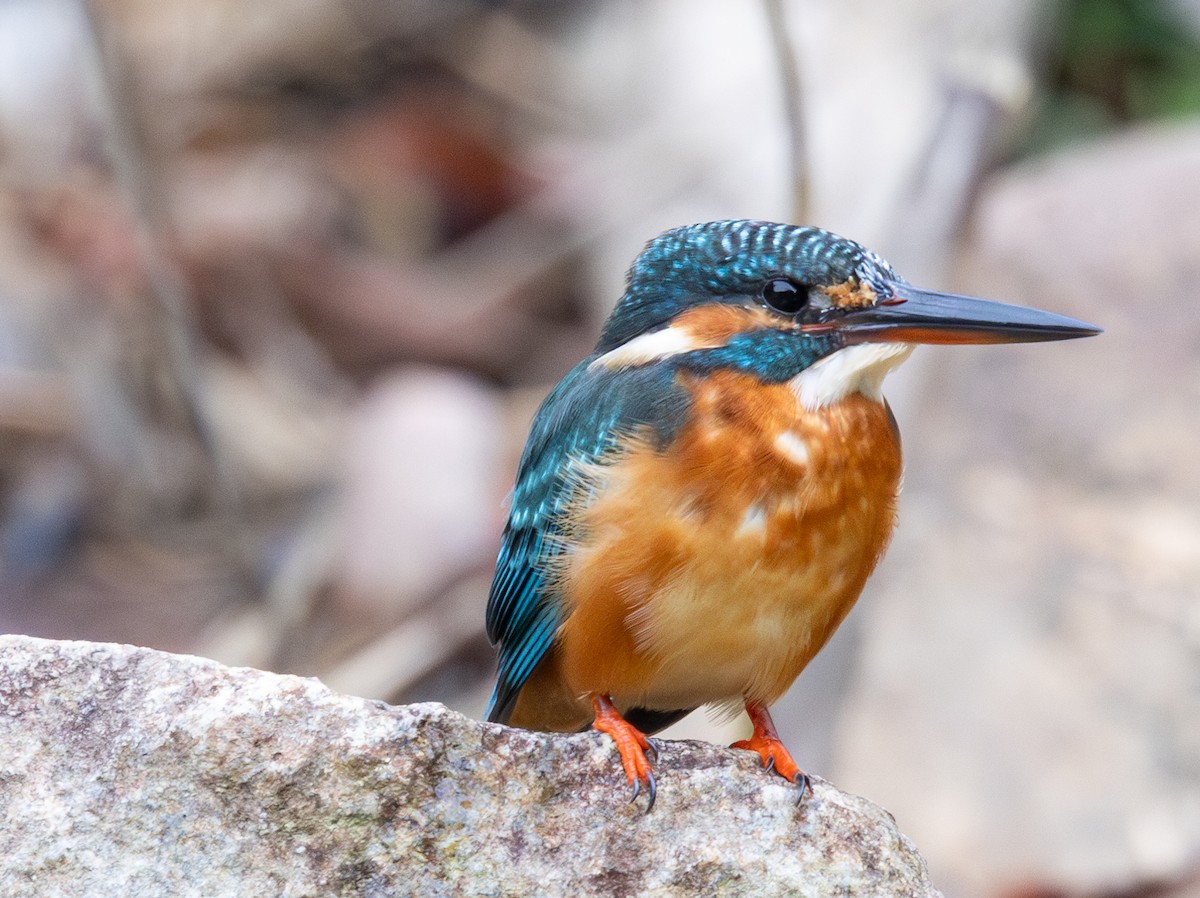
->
[507,369,902,732]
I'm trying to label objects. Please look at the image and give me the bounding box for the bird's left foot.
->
[732,701,811,801]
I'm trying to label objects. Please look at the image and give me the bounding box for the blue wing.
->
[484,358,688,723]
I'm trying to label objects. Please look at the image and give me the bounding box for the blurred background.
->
[1,0,1198,894]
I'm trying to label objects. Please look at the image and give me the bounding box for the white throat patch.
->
[790,342,914,409]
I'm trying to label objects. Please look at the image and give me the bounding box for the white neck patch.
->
[588,326,698,372]
[790,342,914,409]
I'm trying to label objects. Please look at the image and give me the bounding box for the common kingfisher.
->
[484,220,1099,809]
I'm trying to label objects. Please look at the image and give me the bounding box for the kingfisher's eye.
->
[761,278,809,314]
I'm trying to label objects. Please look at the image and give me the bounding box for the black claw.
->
[764,755,775,775]
[628,774,657,813]
[795,773,811,805]
[645,739,659,763]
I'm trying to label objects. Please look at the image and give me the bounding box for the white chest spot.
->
[773,430,810,466]
[734,503,768,539]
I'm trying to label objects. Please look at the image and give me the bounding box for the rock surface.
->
[0,635,940,898]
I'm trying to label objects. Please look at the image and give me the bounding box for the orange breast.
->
[512,369,903,730]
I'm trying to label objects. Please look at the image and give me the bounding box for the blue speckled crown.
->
[597,220,896,352]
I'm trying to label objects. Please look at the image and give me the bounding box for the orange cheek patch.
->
[673,304,789,344]
[589,303,795,373]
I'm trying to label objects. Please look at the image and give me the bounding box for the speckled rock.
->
[0,635,940,897]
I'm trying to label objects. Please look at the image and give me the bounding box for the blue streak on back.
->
[484,359,689,723]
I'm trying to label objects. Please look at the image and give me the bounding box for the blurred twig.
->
[76,0,239,520]
[0,369,74,439]
[762,0,810,222]
[884,45,1033,284]
[322,574,489,702]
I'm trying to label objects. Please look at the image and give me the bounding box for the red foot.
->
[732,701,810,798]
[592,694,657,810]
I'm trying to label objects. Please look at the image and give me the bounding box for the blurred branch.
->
[76,0,237,515]
[762,0,810,222]
[284,119,713,374]
[0,370,75,439]
[322,574,488,701]
[884,46,1034,284]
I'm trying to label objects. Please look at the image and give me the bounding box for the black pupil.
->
[762,278,807,314]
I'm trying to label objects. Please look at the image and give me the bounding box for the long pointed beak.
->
[834,283,1102,345]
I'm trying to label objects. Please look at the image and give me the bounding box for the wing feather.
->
[484,360,687,723]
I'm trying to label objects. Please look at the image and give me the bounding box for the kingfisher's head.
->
[592,220,1099,407]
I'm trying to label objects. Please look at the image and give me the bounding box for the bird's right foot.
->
[591,694,657,812]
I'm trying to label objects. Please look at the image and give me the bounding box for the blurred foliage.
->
[1024,0,1200,154]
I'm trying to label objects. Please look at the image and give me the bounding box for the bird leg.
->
[732,701,810,798]
[591,693,657,811]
